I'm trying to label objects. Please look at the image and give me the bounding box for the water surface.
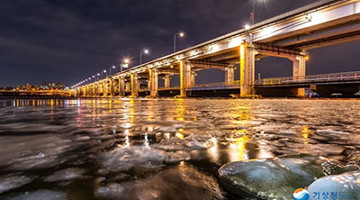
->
[0,98,359,200]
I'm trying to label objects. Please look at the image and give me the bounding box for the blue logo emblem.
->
[293,188,310,200]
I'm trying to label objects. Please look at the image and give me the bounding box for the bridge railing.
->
[255,71,360,85]
[190,81,240,88]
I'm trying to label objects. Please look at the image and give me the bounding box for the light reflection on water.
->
[0,98,359,199]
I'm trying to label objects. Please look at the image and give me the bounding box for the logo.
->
[293,188,310,200]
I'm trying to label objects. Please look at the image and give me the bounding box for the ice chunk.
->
[44,168,86,182]
[219,156,324,199]
[164,151,191,163]
[308,171,360,199]
[0,174,37,194]
[97,146,165,173]
[6,190,66,200]
[95,165,224,200]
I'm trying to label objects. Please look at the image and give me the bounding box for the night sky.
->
[0,0,359,87]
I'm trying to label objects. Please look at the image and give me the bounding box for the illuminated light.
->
[261,26,275,36]
[308,12,326,26]
[180,61,184,93]
[164,133,170,140]
[177,117,185,121]
[208,44,220,53]
[240,44,246,85]
[175,133,184,140]
[207,137,219,164]
[123,123,131,128]
[144,132,150,149]
[228,135,249,162]
[124,58,130,64]
[112,65,116,69]
[244,24,250,30]
[179,32,185,37]
[143,49,149,54]
[305,55,310,61]
[229,37,243,48]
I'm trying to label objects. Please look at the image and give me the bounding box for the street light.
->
[250,0,266,25]
[174,32,185,52]
[120,58,130,72]
[109,65,116,76]
[140,49,149,64]
[102,70,107,78]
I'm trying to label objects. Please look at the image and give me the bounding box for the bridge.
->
[72,0,360,98]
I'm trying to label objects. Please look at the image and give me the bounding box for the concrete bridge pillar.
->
[240,43,256,97]
[164,75,171,88]
[125,82,131,92]
[292,55,307,97]
[191,72,196,87]
[118,77,125,96]
[109,78,115,97]
[102,81,108,97]
[82,87,87,97]
[92,85,96,97]
[94,84,98,96]
[75,88,80,97]
[180,60,192,97]
[149,69,159,97]
[131,74,139,97]
[225,65,235,83]
[87,86,91,96]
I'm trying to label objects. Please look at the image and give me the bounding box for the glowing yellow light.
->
[229,37,242,48]
[240,44,246,85]
[175,133,184,140]
[302,126,309,139]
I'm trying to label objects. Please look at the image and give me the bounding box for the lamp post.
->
[174,32,185,52]
[109,66,116,76]
[140,49,149,64]
[97,73,100,80]
[250,0,266,25]
[102,70,107,78]
[121,58,130,72]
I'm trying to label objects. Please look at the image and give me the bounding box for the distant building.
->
[38,82,66,90]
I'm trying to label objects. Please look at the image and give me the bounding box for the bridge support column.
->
[125,82,131,92]
[83,87,87,97]
[95,84,99,97]
[149,69,158,97]
[92,85,96,97]
[88,85,92,97]
[292,55,307,97]
[76,88,79,97]
[240,43,256,97]
[180,60,191,97]
[102,81,108,97]
[191,72,196,87]
[109,78,115,97]
[225,65,235,83]
[164,75,171,88]
[131,74,139,97]
[118,77,125,96]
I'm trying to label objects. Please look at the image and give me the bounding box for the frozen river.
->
[0,98,359,200]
